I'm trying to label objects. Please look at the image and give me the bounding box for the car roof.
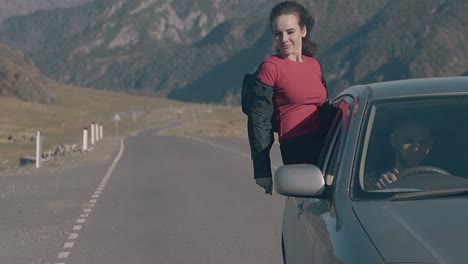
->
[344,76,468,100]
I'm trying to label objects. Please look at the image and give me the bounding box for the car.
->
[274,76,468,264]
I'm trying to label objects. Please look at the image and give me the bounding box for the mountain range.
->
[0,0,467,103]
[0,0,93,21]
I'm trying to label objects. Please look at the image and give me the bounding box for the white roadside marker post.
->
[83,127,88,151]
[95,123,100,142]
[36,131,41,169]
[91,122,95,145]
[113,114,120,137]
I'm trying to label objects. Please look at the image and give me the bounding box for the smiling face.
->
[390,123,434,168]
[271,13,306,61]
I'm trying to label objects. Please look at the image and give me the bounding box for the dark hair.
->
[269,1,318,57]
[393,114,432,134]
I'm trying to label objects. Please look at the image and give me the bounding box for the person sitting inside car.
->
[365,120,435,190]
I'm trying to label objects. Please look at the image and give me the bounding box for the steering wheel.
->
[388,166,451,189]
[398,166,450,178]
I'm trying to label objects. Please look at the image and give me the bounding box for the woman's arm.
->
[246,78,275,179]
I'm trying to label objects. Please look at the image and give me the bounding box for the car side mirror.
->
[274,164,325,197]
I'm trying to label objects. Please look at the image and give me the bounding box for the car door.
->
[282,96,355,264]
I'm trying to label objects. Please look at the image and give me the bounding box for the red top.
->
[257,54,327,141]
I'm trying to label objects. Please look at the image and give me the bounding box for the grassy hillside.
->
[0,80,247,167]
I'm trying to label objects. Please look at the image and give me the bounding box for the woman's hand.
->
[376,169,399,189]
[255,177,273,195]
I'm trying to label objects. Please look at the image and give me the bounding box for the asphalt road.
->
[0,126,286,264]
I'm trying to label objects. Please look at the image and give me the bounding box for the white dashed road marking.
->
[54,139,124,263]
[63,242,74,249]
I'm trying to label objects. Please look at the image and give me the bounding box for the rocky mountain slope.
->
[320,0,468,95]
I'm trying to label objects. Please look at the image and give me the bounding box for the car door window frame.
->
[319,96,355,186]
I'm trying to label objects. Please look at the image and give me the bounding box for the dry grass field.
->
[0,81,247,167]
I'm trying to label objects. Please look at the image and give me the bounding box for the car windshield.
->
[358,96,468,195]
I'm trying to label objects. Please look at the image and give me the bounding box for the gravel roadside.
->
[0,136,122,178]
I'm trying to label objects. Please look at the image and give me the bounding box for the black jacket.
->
[242,73,275,179]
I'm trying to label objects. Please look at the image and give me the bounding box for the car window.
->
[357,96,468,195]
